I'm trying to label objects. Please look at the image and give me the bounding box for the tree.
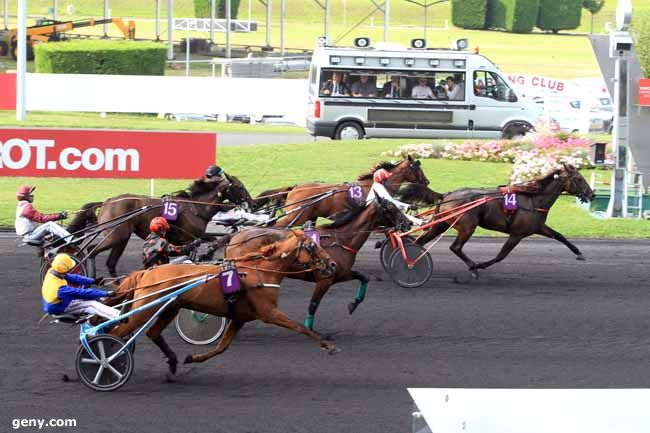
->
[582,0,605,34]
[637,12,650,78]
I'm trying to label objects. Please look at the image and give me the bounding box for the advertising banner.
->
[0,128,216,179]
[0,74,17,110]
[638,78,650,106]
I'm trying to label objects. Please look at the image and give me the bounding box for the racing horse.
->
[416,164,595,278]
[261,155,432,226]
[67,174,254,277]
[110,230,337,375]
[226,196,413,331]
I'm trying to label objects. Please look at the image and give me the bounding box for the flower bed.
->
[382,130,605,183]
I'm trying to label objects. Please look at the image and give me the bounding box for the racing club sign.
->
[0,128,216,179]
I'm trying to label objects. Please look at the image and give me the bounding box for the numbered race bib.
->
[304,229,321,247]
[219,268,241,294]
[162,201,179,221]
[347,185,364,204]
[502,193,518,212]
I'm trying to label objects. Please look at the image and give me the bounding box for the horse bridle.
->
[561,169,591,203]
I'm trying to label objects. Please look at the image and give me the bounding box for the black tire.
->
[175,309,228,345]
[26,43,34,61]
[0,41,8,57]
[388,243,434,288]
[379,235,415,271]
[10,42,34,60]
[334,121,364,140]
[502,123,531,139]
[39,248,89,282]
[76,335,134,392]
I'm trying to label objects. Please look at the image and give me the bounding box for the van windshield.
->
[473,70,516,102]
[318,69,466,101]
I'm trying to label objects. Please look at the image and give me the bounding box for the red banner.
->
[0,128,216,179]
[639,78,650,107]
[0,74,17,110]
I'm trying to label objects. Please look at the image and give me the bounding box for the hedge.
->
[636,12,650,78]
[537,0,582,32]
[34,40,167,75]
[487,0,539,33]
[451,0,488,30]
[193,0,241,20]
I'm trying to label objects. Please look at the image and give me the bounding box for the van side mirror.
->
[507,89,518,103]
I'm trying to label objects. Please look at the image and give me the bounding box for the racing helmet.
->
[373,168,392,184]
[150,216,170,234]
[205,165,224,178]
[16,185,36,201]
[51,253,75,274]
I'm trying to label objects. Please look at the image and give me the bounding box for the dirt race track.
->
[2,235,649,433]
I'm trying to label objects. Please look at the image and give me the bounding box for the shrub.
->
[34,40,166,75]
[537,0,582,33]
[487,0,538,33]
[193,0,241,19]
[451,0,488,29]
[636,12,650,78]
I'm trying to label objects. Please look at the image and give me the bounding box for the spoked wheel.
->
[388,243,434,288]
[379,235,414,271]
[40,245,89,282]
[75,335,134,392]
[174,309,228,345]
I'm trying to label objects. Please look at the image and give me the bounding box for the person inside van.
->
[433,79,448,99]
[445,76,464,100]
[411,78,434,99]
[351,74,376,97]
[320,72,350,97]
[383,76,401,98]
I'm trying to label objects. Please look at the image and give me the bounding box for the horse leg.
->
[304,279,333,330]
[474,234,525,270]
[146,306,181,375]
[106,241,128,277]
[184,319,244,364]
[449,221,479,277]
[537,224,585,260]
[347,270,369,315]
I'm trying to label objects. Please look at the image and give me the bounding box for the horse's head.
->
[374,196,413,232]
[278,231,336,278]
[393,155,430,186]
[557,164,595,203]
[218,173,256,209]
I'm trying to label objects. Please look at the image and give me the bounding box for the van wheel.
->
[502,123,530,140]
[0,41,8,57]
[334,122,364,140]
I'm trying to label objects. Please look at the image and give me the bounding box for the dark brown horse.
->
[68,174,254,277]
[111,230,337,375]
[416,164,595,278]
[264,155,431,226]
[226,196,413,330]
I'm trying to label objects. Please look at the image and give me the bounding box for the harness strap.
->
[339,244,359,254]
[535,208,549,213]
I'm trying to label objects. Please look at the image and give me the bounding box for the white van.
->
[306,39,541,140]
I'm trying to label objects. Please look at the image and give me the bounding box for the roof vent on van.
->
[411,38,426,49]
[354,37,371,48]
[453,38,469,50]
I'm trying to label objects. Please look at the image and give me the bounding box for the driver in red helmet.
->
[142,217,202,268]
[15,185,70,245]
[366,169,424,226]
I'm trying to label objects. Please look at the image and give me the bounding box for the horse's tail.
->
[253,185,295,211]
[67,201,101,233]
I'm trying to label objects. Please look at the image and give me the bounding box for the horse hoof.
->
[61,374,70,382]
[471,270,480,280]
[168,361,178,375]
[453,273,471,284]
[326,346,341,355]
[183,355,194,364]
[576,254,586,261]
[165,372,176,383]
[347,302,359,315]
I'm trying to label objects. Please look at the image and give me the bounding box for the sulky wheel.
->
[379,235,414,272]
[388,243,433,288]
[75,334,134,392]
[175,309,228,345]
[40,246,89,282]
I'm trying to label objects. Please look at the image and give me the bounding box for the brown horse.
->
[265,155,431,226]
[68,174,254,277]
[226,196,413,331]
[416,164,595,278]
[110,230,337,375]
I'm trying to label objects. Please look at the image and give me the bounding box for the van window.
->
[318,68,466,101]
[474,71,517,102]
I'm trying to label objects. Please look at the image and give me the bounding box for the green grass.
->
[0,111,304,133]
[2,0,649,78]
[1,138,648,238]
